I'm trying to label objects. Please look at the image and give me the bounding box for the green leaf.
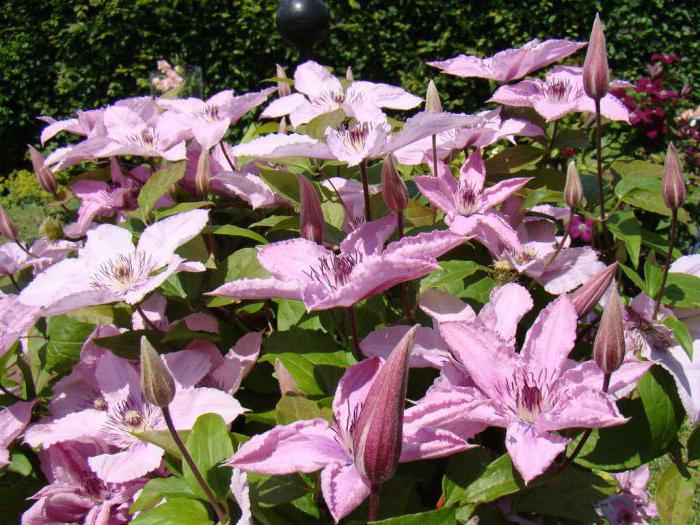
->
[301,108,346,140]
[620,263,647,292]
[460,453,523,505]
[615,176,689,221]
[94,330,149,359]
[260,168,301,204]
[276,395,332,425]
[662,315,694,359]
[663,272,700,308]
[132,429,191,460]
[607,211,642,266]
[370,507,456,525]
[637,365,686,451]
[687,426,700,463]
[248,473,311,507]
[183,413,235,502]
[484,145,543,174]
[130,497,212,525]
[45,316,95,374]
[419,260,484,296]
[205,224,267,244]
[156,201,213,220]
[130,477,196,512]
[611,159,663,179]
[137,161,186,222]
[552,128,590,150]
[161,321,221,345]
[655,463,695,525]
[644,257,663,298]
[442,448,493,506]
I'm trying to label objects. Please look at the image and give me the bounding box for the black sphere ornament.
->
[276,0,330,50]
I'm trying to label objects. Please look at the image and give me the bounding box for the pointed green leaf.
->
[137,161,186,222]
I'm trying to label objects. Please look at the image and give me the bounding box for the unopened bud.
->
[593,287,625,375]
[381,154,408,213]
[276,64,291,97]
[662,143,685,210]
[564,161,583,209]
[39,217,65,241]
[140,337,175,408]
[569,262,618,318]
[195,148,211,198]
[298,175,324,244]
[425,80,442,113]
[0,205,19,241]
[278,117,288,135]
[28,145,58,195]
[353,325,418,486]
[346,66,354,82]
[274,358,302,396]
[583,14,610,100]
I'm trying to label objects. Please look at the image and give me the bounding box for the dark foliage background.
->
[1,0,698,175]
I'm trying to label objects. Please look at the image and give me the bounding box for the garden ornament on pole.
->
[276,0,330,60]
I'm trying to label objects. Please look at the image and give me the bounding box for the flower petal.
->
[320,463,371,523]
[505,421,567,484]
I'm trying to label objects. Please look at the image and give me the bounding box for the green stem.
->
[134,303,163,334]
[8,274,20,291]
[346,306,361,360]
[542,210,574,271]
[653,208,678,319]
[359,161,372,222]
[0,382,27,402]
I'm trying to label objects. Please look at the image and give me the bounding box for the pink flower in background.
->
[0,294,41,358]
[569,215,594,242]
[261,60,422,126]
[598,466,658,524]
[209,213,463,311]
[490,66,630,122]
[0,400,34,468]
[428,39,585,82]
[22,440,146,525]
[151,59,184,93]
[19,210,209,316]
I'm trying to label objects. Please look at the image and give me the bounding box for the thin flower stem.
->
[134,304,164,334]
[162,406,229,524]
[542,210,574,271]
[359,161,372,222]
[219,141,237,172]
[15,352,35,400]
[263,300,275,333]
[14,240,37,259]
[346,306,361,360]
[430,136,439,225]
[653,208,678,319]
[0,382,27,402]
[368,483,381,522]
[594,98,606,224]
[8,274,20,291]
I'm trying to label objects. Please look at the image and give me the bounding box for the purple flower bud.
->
[425,80,442,113]
[298,175,325,244]
[564,160,583,209]
[274,358,302,396]
[28,145,58,195]
[583,14,610,100]
[0,205,19,242]
[569,262,618,318]
[593,287,626,375]
[663,143,685,210]
[140,337,175,408]
[353,325,418,486]
[276,64,291,97]
[381,154,408,213]
[195,148,211,199]
[346,66,354,82]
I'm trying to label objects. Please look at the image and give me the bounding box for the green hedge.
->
[1,0,698,175]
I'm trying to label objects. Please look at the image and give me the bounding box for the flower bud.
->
[195,148,211,199]
[276,64,291,97]
[346,66,354,82]
[140,337,175,408]
[381,154,408,213]
[274,358,303,396]
[0,205,19,241]
[425,80,442,113]
[569,262,618,318]
[28,145,58,195]
[593,286,625,375]
[583,14,610,100]
[298,175,324,244]
[662,143,685,210]
[564,161,583,209]
[353,325,418,486]
[39,217,65,241]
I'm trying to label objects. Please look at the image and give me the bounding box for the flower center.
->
[543,79,580,103]
[456,183,480,215]
[89,251,155,295]
[314,88,346,111]
[305,250,363,291]
[512,248,538,265]
[102,399,163,450]
[194,104,221,123]
[496,369,560,424]
[125,128,158,149]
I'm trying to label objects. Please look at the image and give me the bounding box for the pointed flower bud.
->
[564,160,583,209]
[274,358,303,396]
[593,287,626,375]
[0,205,19,242]
[569,262,618,318]
[381,154,408,213]
[298,175,325,244]
[195,148,211,198]
[276,64,291,97]
[425,80,442,113]
[663,143,685,210]
[140,337,175,408]
[28,145,58,195]
[346,66,354,82]
[353,325,418,486]
[583,14,610,100]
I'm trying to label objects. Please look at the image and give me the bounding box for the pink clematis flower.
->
[227,356,480,522]
[208,213,463,311]
[18,210,209,316]
[436,292,647,483]
[38,107,107,146]
[569,215,594,242]
[0,294,41,358]
[0,400,34,468]
[0,243,47,277]
[22,439,146,525]
[428,39,585,83]
[25,340,245,483]
[158,87,275,149]
[320,177,379,232]
[260,60,422,127]
[490,66,630,122]
[598,466,658,524]
[414,151,530,252]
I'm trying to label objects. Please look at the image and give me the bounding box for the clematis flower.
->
[22,439,146,525]
[25,341,244,483]
[18,209,209,316]
[569,215,593,242]
[159,87,275,148]
[0,242,47,277]
[490,66,630,122]
[208,213,463,311]
[0,400,34,468]
[260,60,422,126]
[414,151,530,252]
[0,294,41,358]
[428,39,585,83]
[436,293,646,483]
[320,177,379,232]
[38,107,107,146]
[598,466,658,524]
[227,353,479,522]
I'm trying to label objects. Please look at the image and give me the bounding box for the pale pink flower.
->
[428,39,585,82]
[598,466,658,524]
[0,294,41,358]
[320,177,379,232]
[0,400,34,468]
[0,243,47,277]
